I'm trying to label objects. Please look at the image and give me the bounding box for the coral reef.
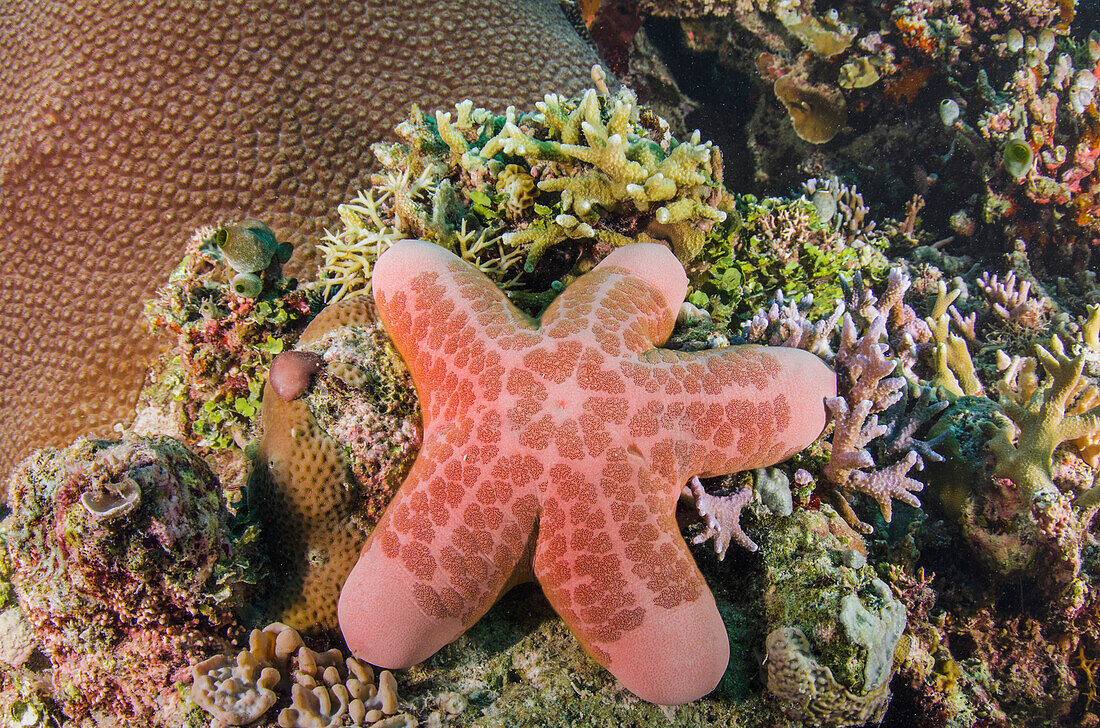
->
[628,0,1098,280]
[7,0,1100,719]
[339,239,835,705]
[316,79,733,308]
[142,222,320,452]
[0,0,600,489]
[691,189,889,328]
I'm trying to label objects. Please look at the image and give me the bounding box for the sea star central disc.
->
[339,240,836,705]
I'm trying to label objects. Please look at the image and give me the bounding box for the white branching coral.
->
[802,177,881,247]
[315,190,404,304]
[191,623,407,728]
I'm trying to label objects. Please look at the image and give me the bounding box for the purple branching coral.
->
[745,267,944,533]
[978,270,1049,329]
[824,315,925,531]
[686,475,759,557]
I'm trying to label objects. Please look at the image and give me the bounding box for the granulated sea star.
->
[339,240,836,705]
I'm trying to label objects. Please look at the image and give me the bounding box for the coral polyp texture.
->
[254,299,420,632]
[337,239,836,705]
[0,0,600,487]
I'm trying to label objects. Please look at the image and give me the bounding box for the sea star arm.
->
[532,454,729,705]
[538,243,688,349]
[371,239,540,425]
[338,423,542,668]
[665,344,836,477]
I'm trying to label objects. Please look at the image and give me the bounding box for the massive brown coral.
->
[0,0,599,488]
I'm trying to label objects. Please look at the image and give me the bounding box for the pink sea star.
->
[338,240,836,705]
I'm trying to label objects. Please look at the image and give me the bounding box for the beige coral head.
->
[774,74,847,144]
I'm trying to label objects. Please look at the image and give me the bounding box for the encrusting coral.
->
[192,621,409,728]
[337,239,836,705]
[762,508,907,726]
[4,435,257,725]
[142,222,320,451]
[254,299,420,632]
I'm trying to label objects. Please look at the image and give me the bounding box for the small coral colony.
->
[4,0,1100,725]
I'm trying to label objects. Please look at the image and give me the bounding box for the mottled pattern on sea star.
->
[0,0,597,486]
[338,240,836,705]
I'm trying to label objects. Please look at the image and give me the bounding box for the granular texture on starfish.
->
[0,0,598,488]
[339,240,836,705]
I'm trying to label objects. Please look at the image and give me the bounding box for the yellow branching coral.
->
[989,336,1100,505]
[317,76,733,304]
[925,281,984,399]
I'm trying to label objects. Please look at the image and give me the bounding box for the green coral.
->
[690,195,889,328]
[760,507,905,699]
[317,86,732,307]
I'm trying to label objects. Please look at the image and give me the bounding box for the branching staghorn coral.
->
[824,314,925,531]
[978,271,1048,329]
[686,475,758,557]
[192,622,407,728]
[743,290,846,358]
[802,178,883,248]
[925,280,985,399]
[317,75,732,307]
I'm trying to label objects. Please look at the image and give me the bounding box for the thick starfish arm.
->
[371,239,540,424]
[339,424,541,669]
[533,456,728,705]
[540,243,688,350]
[618,345,835,479]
